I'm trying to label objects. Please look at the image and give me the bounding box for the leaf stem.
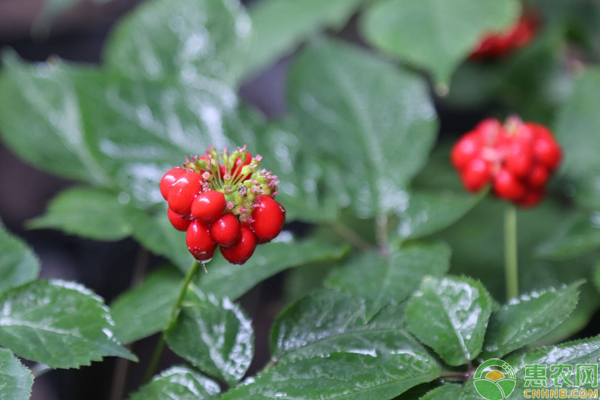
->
[143,260,202,382]
[505,204,519,300]
[376,215,389,256]
[327,221,373,251]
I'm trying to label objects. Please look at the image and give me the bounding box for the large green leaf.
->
[0,348,33,400]
[165,290,253,386]
[271,290,424,364]
[288,38,438,218]
[76,74,255,208]
[397,189,483,240]
[554,69,600,209]
[111,267,183,344]
[536,212,600,260]
[507,336,600,392]
[256,118,350,223]
[197,239,349,300]
[221,350,442,400]
[129,366,220,400]
[421,385,462,399]
[0,280,135,369]
[0,54,108,184]
[244,0,363,78]
[483,283,581,359]
[406,276,492,366]
[28,187,147,241]
[0,223,39,295]
[326,241,451,319]
[361,0,519,87]
[105,0,251,86]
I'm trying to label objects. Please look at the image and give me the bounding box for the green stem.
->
[376,215,389,256]
[143,260,201,382]
[504,204,519,300]
[327,221,373,251]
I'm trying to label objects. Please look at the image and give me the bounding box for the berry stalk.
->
[504,204,519,300]
[143,260,202,382]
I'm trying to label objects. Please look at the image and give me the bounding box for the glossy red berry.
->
[220,226,257,265]
[518,188,545,208]
[504,139,534,178]
[461,158,491,192]
[210,213,241,247]
[191,190,226,224]
[168,208,191,232]
[533,136,562,171]
[451,133,482,170]
[250,195,286,243]
[493,169,526,200]
[527,164,549,187]
[168,171,203,215]
[160,167,186,200]
[186,221,217,261]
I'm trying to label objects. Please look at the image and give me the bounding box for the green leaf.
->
[105,0,251,86]
[165,290,253,386]
[220,351,442,400]
[0,53,108,184]
[111,267,183,344]
[406,276,492,366]
[271,290,424,364]
[28,187,147,241]
[421,385,462,399]
[288,38,438,218]
[327,241,451,319]
[397,189,483,240]
[506,336,600,392]
[76,73,255,208]
[197,239,349,300]
[536,211,600,261]
[361,0,519,87]
[0,223,39,295]
[0,280,135,369]
[0,348,33,400]
[132,212,193,272]
[554,68,600,209]
[129,366,220,400]
[244,0,363,78]
[256,118,349,223]
[483,283,581,359]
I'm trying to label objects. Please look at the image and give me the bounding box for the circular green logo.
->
[473,359,517,400]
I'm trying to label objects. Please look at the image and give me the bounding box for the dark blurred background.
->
[0,0,487,399]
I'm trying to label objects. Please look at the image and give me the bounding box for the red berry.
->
[168,171,203,215]
[461,158,491,192]
[191,190,226,224]
[533,136,561,171]
[211,213,241,247]
[232,153,252,180]
[186,221,217,261]
[250,196,286,243]
[220,226,257,265]
[168,208,191,232]
[160,167,186,200]
[451,133,482,170]
[527,164,549,187]
[493,169,526,200]
[518,188,545,208]
[503,139,534,178]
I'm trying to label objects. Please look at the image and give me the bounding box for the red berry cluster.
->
[160,146,286,265]
[451,117,561,207]
[471,14,537,59]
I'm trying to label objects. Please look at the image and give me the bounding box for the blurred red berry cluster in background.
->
[160,147,286,265]
[452,117,562,207]
[471,13,538,59]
